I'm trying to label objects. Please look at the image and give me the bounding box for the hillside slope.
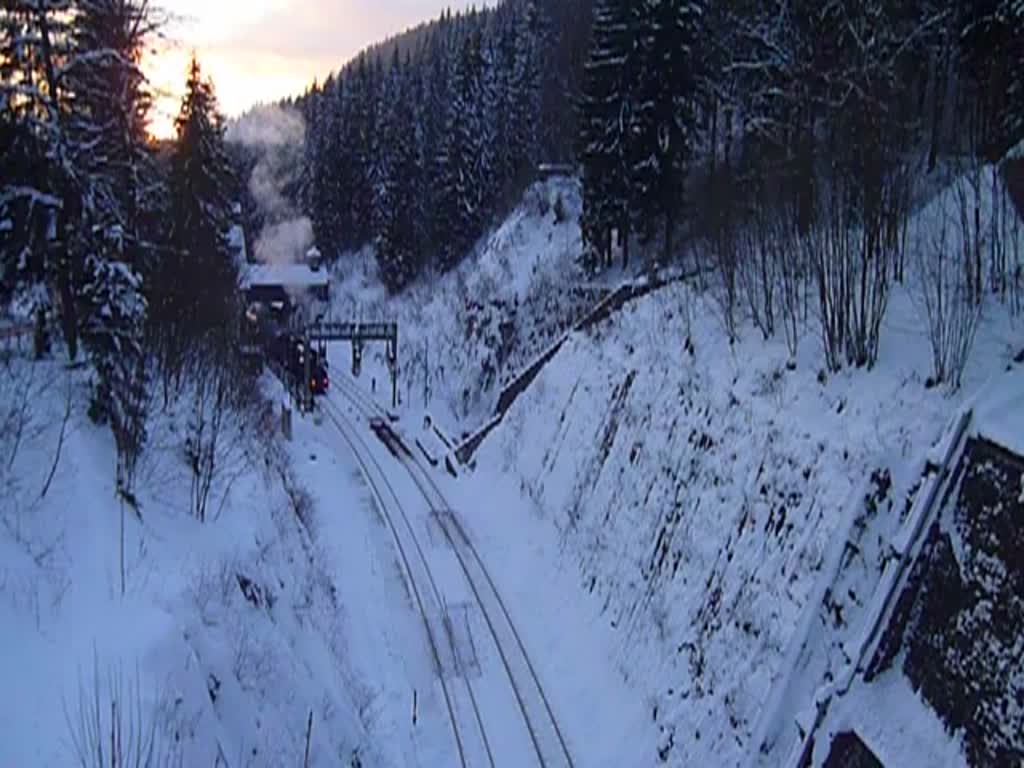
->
[330,176,602,427]
[459,174,1022,764]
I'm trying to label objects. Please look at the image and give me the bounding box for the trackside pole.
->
[389,324,399,409]
[303,336,312,413]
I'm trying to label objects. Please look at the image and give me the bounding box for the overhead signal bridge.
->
[301,320,399,411]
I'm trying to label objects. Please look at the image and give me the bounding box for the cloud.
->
[218,1,479,61]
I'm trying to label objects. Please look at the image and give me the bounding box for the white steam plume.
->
[227,105,313,266]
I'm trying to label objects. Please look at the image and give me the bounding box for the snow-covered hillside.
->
[318,162,1024,766]
[329,176,615,428]
[6,157,1019,767]
[462,175,1020,764]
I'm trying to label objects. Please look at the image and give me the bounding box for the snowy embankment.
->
[463,170,1021,763]
[0,360,387,766]
[329,176,612,429]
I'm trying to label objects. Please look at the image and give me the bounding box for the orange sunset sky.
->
[144,0,479,138]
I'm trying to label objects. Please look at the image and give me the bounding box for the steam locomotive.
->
[242,299,329,398]
[272,333,329,396]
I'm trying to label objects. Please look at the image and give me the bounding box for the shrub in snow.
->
[80,255,148,497]
[553,193,567,224]
[63,659,175,768]
[182,352,261,523]
[911,175,984,391]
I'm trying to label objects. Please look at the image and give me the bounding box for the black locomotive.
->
[272,332,329,397]
[242,300,329,398]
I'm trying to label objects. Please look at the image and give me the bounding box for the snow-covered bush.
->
[80,256,149,498]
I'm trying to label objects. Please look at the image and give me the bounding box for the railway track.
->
[328,374,575,768]
[319,397,489,768]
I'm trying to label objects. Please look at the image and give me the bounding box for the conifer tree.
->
[578,0,637,271]
[437,29,488,269]
[69,0,159,493]
[630,0,704,261]
[0,1,81,355]
[155,55,236,374]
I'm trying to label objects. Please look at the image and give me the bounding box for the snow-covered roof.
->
[227,225,245,250]
[243,263,329,289]
[973,365,1024,456]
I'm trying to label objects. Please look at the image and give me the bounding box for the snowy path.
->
[322,379,575,768]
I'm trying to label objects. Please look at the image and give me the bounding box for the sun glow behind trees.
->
[142,0,487,140]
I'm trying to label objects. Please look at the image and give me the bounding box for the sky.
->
[145,0,480,139]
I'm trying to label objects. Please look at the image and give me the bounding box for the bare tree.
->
[993,160,1024,314]
[710,231,740,344]
[774,211,805,363]
[40,370,73,499]
[806,180,855,372]
[912,182,983,390]
[956,155,987,306]
[63,656,179,768]
[1,356,39,473]
[1009,200,1023,318]
[184,351,254,523]
[737,219,777,341]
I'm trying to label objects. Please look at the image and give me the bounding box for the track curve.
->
[329,374,575,768]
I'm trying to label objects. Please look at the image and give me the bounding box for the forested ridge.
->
[293,0,1024,283]
[291,0,1023,384]
[290,0,593,291]
[5,0,1024,489]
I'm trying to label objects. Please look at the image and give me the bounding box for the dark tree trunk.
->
[928,47,948,173]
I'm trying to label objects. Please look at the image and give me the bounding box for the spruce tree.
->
[0,1,82,356]
[68,0,158,493]
[514,0,546,175]
[159,55,236,370]
[630,0,704,261]
[373,50,421,291]
[437,29,488,269]
[578,0,637,272]
[348,55,378,246]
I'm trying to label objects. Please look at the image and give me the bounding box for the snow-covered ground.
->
[0,348,658,767]
[483,177,1022,766]
[314,356,660,766]
[0,360,384,766]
